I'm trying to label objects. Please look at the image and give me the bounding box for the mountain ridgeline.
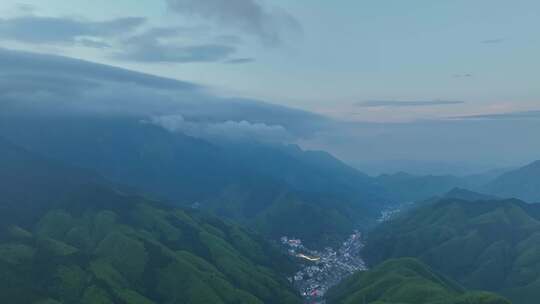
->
[485,161,540,203]
[4,115,534,247]
[0,116,388,247]
[0,139,301,304]
[363,198,540,304]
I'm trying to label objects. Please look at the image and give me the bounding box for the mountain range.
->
[0,116,389,248]
[0,138,302,304]
[2,114,539,248]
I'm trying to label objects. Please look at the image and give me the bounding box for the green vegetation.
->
[326,258,510,304]
[364,199,540,304]
[0,202,301,304]
[0,138,301,304]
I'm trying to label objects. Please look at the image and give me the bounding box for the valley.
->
[281,231,367,303]
[1,23,539,304]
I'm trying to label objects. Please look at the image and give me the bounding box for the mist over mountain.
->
[442,188,499,202]
[375,172,470,202]
[0,114,393,248]
[485,160,540,203]
[2,1,540,304]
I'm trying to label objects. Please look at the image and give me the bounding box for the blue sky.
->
[1,1,539,173]
[2,0,539,122]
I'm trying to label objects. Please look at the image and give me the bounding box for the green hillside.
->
[326,258,510,304]
[0,139,301,304]
[364,199,540,304]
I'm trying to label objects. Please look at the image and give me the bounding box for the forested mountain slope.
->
[0,139,301,304]
[326,258,510,304]
[364,198,540,304]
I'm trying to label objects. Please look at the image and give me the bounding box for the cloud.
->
[111,26,240,63]
[482,38,505,44]
[0,48,198,91]
[0,14,254,64]
[78,38,111,49]
[1,48,539,171]
[117,42,236,63]
[355,100,465,107]
[0,15,145,45]
[453,73,473,78]
[214,34,244,45]
[14,3,36,13]
[166,0,302,45]
[0,48,325,139]
[451,110,540,120]
[146,114,293,142]
[225,58,254,64]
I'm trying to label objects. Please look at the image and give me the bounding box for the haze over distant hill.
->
[375,172,470,202]
[485,160,540,203]
[0,117,389,248]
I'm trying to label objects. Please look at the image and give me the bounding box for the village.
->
[281,231,367,303]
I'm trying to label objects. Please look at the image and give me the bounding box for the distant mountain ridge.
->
[375,172,470,202]
[2,114,537,250]
[443,188,499,201]
[485,160,540,203]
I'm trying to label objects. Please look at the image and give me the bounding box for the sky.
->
[0,1,539,174]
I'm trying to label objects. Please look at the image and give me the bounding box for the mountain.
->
[0,138,301,304]
[326,258,510,304]
[485,160,540,203]
[443,188,499,201]
[0,116,388,247]
[363,198,540,304]
[375,172,470,202]
[462,168,512,188]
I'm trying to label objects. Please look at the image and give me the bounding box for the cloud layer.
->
[1,48,539,173]
[113,27,237,63]
[147,114,293,142]
[452,110,540,120]
[355,100,465,107]
[0,15,145,45]
[0,14,251,64]
[166,0,302,45]
[0,1,301,64]
[0,48,325,141]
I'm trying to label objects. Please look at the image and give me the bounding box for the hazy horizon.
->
[1,0,539,173]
